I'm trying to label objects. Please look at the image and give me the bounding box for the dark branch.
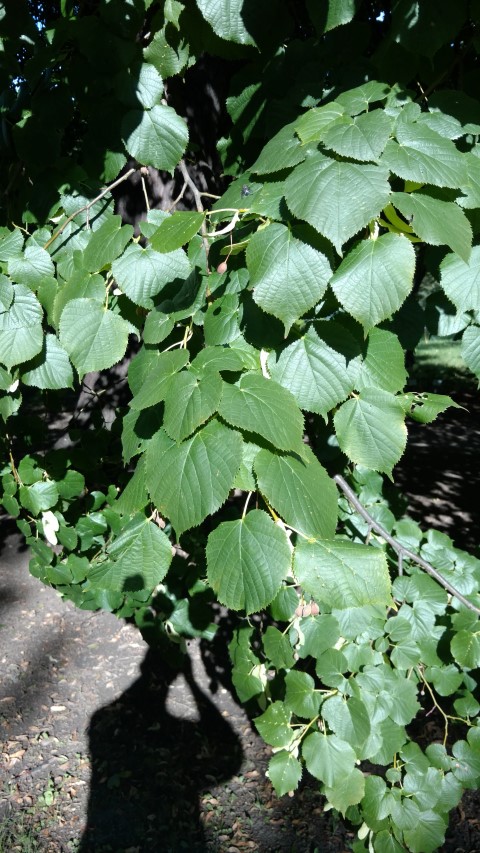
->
[334,474,480,616]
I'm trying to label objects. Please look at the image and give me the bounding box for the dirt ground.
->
[1,390,480,852]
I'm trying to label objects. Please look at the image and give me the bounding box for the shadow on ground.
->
[395,390,480,554]
[78,650,243,853]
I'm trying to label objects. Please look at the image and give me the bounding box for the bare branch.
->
[43,167,137,251]
[334,474,480,615]
[177,159,205,214]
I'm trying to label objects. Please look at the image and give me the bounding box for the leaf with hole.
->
[334,388,407,475]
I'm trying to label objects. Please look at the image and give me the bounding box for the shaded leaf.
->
[294,538,391,609]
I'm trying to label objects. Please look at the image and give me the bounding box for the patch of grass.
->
[0,810,39,852]
[410,336,476,391]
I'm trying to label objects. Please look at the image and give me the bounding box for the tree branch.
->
[334,474,480,615]
[43,167,137,251]
[177,159,210,262]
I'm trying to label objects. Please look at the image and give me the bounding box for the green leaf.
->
[321,109,392,162]
[425,664,463,697]
[336,81,391,115]
[461,324,480,378]
[122,104,188,171]
[334,388,407,475]
[330,234,416,332]
[302,732,356,786]
[196,0,256,45]
[297,614,341,659]
[0,275,14,310]
[403,811,447,853]
[263,626,295,669]
[440,246,480,312]
[129,349,189,410]
[390,192,472,263]
[8,244,54,288]
[452,738,480,785]
[267,750,302,796]
[451,630,480,669]
[254,446,338,538]
[230,626,266,702]
[0,284,43,370]
[294,103,345,144]
[89,514,172,593]
[21,334,73,390]
[19,481,59,515]
[401,391,461,424]
[115,461,148,517]
[149,212,205,253]
[233,440,261,491]
[163,369,223,442]
[458,151,480,209]
[134,62,164,109]
[255,701,294,747]
[143,310,174,345]
[207,509,292,613]
[324,767,365,815]
[269,326,353,417]
[323,694,372,758]
[308,0,357,34]
[246,223,332,333]
[112,243,191,308]
[285,154,390,253]
[0,229,23,261]
[294,538,391,609]
[191,345,254,376]
[381,124,467,188]
[204,294,240,345]
[250,122,309,174]
[52,271,106,327]
[219,374,304,452]
[356,329,407,393]
[284,670,321,718]
[59,299,130,380]
[146,419,242,536]
[82,215,134,272]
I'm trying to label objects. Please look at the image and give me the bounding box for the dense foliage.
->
[2,1,480,850]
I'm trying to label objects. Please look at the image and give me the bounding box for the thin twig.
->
[167,179,188,212]
[140,171,150,212]
[43,167,136,251]
[334,474,480,615]
[177,159,210,262]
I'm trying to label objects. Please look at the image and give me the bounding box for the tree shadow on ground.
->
[78,649,243,853]
[395,389,480,555]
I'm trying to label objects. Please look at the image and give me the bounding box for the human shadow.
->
[78,648,243,852]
